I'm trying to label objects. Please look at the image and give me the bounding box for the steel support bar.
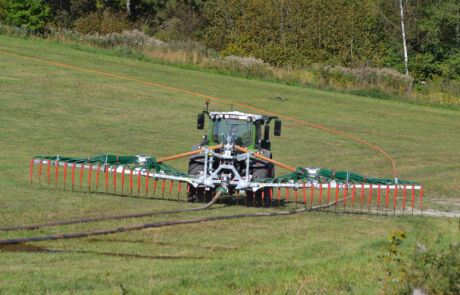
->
[33,159,421,191]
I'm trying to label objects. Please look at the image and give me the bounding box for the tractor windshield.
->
[213,119,252,146]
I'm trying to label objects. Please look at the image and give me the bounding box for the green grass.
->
[0,35,459,294]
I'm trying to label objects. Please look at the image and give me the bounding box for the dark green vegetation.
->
[0,0,459,104]
[0,36,459,294]
[380,230,460,294]
[206,1,459,79]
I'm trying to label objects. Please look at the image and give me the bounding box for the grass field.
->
[0,35,459,294]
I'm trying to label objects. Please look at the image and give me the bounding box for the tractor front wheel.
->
[187,185,212,202]
[187,161,204,202]
[250,168,272,207]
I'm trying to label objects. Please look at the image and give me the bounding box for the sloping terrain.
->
[0,36,458,294]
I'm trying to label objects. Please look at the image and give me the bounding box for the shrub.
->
[75,10,131,35]
[399,241,460,295]
[74,11,100,34]
[0,0,50,31]
[380,229,460,295]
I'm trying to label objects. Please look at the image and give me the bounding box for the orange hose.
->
[0,50,397,177]
[157,145,221,163]
[235,146,297,172]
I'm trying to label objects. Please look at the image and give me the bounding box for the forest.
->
[0,0,458,97]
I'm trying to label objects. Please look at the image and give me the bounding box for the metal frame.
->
[34,142,422,193]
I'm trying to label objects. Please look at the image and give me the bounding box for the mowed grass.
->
[0,35,459,294]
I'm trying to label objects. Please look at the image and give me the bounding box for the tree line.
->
[0,0,458,82]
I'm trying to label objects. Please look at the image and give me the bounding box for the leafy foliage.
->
[380,228,460,295]
[204,0,459,82]
[75,10,131,34]
[0,0,50,31]
[0,0,458,90]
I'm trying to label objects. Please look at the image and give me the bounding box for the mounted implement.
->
[29,101,423,213]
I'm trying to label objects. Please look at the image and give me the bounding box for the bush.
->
[0,0,50,31]
[399,241,460,295]
[312,65,414,96]
[75,10,131,35]
[380,229,460,294]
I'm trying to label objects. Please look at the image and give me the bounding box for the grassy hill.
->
[0,36,458,294]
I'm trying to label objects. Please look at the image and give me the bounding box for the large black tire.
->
[245,190,255,207]
[252,168,271,207]
[187,161,204,202]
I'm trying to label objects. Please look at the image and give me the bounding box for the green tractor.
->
[188,105,282,205]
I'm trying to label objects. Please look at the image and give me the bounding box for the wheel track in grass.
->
[0,50,397,178]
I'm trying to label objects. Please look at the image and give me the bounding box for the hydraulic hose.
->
[0,190,223,232]
[0,193,342,245]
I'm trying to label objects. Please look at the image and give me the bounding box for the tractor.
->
[187,102,282,205]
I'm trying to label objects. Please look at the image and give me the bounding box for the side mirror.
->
[274,120,281,136]
[197,113,204,129]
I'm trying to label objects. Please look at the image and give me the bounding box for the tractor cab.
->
[211,116,253,147]
[197,111,282,151]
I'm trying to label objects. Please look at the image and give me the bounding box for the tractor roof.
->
[209,111,265,121]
